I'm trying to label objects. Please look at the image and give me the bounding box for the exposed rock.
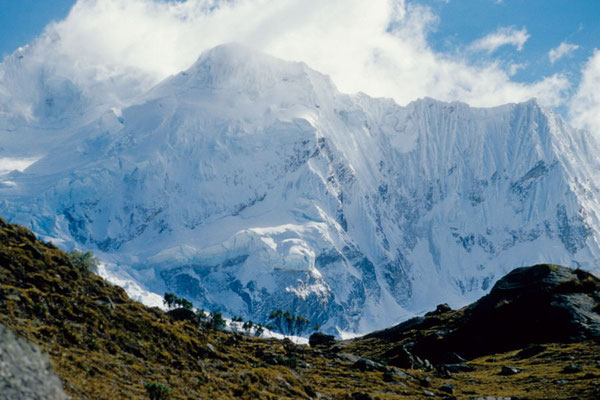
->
[439,382,454,394]
[0,323,67,400]
[382,368,412,382]
[419,376,432,387]
[365,265,600,363]
[336,352,360,364]
[425,303,452,317]
[499,366,521,376]
[438,364,475,374]
[309,332,336,347]
[514,344,547,360]
[350,392,374,400]
[352,358,387,372]
[561,363,583,374]
[440,352,466,364]
[382,344,430,370]
[94,295,115,310]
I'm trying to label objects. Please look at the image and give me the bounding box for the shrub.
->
[144,382,171,400]
[67,250,98,273]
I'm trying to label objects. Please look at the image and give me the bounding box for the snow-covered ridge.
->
[1,44,600,335]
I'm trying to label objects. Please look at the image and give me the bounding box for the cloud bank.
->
[569,50,600,135]
[469,26,530,54]
[0,0,596,133]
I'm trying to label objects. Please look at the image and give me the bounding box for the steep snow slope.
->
[1,44,600,334]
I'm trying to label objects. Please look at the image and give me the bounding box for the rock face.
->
[0,323,67,400]
[2,44,600,334]
[365,264,600,362]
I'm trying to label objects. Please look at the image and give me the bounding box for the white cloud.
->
[549,41,579,64]
[508,63,526,76]
[469,26,530,53]
[0,0,572,120]
[569,50,600,135]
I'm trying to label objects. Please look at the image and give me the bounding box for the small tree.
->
[163,293,177,309]
[268,309,310,338]
[196,308,208,321]
[163,293,193,310]
[144,382,171,400]
[242,320,254,334]
[176,298,193,310]
[209,311,226,330]
[269,309,285,334]
[292,315,310,337]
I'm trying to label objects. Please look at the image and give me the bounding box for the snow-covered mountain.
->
[2,44,600,335]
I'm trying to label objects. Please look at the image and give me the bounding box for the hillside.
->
[1,218,600,399]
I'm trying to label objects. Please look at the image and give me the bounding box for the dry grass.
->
[1,217,599,399]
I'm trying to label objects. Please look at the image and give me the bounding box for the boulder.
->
[438,364,475,374]
[0,323,67,400]
[439,382,454,394]
[514,344,547,360]
[499,366,521,376]
[383,344,431,370]
[309,332,336,347]
[425,303,452,317]
[352,358,387,372]
[561,364,582,374]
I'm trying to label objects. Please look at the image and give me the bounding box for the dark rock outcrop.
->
[425,303,452,317]
[309,332,336,347]
[382,344,431,370]
[0,323,67,400]
[364,264,600,363]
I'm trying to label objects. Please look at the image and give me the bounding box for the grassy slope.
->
[1,218,599,399]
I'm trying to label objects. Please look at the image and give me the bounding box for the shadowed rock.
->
[364,264,600,363]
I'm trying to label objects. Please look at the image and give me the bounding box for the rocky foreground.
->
[1,218,599,399]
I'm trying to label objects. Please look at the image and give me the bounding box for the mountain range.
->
[1,43,600,334]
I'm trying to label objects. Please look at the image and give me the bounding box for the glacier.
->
[1,43,600,335]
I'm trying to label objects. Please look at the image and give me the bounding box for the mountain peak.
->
[153,43,334,96]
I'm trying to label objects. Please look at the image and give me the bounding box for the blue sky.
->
[0,0,598,132]
[421,0,600,84]
[0,0,76,58]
